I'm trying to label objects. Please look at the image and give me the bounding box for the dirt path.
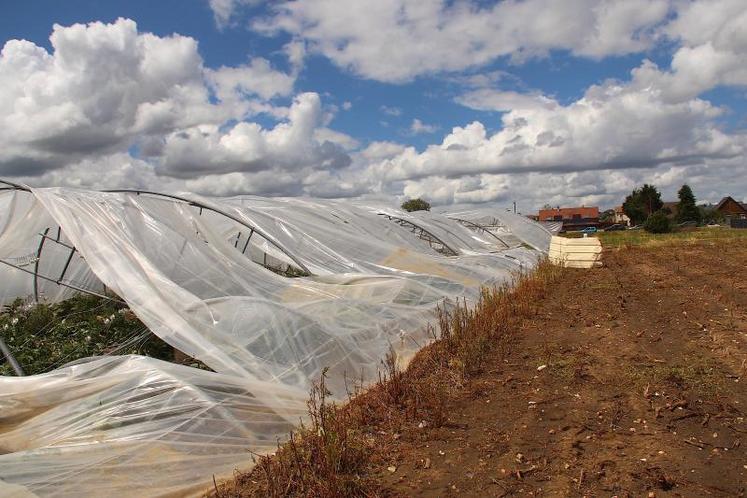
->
[373,242,747,497]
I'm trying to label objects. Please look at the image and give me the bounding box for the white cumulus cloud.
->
[254,0,671,82]
[208,0,261,28]
[0,18,355,196]
[374,79,742,182]
[409,119,439,135]
[0,18,217,175]
[158,93,351,178]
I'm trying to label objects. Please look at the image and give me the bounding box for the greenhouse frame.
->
[0,180,552,497]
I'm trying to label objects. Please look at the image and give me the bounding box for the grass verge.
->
[211,258,564,498]
[563,227,747,248]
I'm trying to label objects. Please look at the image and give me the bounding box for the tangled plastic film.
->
[0,184,551,497]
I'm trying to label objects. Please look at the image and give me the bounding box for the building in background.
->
[613,206,631,226]
[716,196,747,220]
[537,206,600,232]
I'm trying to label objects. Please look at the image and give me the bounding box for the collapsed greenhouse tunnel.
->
[0,183,315,376]
[0,182,551,497]
[0,184,527,376]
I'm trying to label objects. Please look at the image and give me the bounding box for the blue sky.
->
[1,0,746,210]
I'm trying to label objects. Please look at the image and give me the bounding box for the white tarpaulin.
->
[0,186,549,497]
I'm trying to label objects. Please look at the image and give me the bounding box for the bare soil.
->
[372,242,747,497]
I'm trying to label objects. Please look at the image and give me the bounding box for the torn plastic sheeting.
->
[0,186,550,497]
[440,207,554,253]
[0,355,308,497]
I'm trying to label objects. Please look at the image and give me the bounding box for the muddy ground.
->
[372,241,747,497]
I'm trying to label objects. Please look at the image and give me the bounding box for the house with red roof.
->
[537,206,600,232]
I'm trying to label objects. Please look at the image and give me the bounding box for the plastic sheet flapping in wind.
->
[0,185,550,497]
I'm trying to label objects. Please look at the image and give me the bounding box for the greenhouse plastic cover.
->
[0,186,550,497]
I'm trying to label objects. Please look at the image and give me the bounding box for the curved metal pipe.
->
[0,257,124,304]
[0,179,31,191]
[33,228,51,303]
[105,189,312,276]
[448,217,511,249]
[378,213,459,257]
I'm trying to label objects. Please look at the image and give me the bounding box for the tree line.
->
[622,183,719,233]
[400,185,722,235]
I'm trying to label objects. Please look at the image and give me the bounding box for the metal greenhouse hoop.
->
[377,213,459,256]
[105,189,313,276]
[0,180,121,304]
[447,217,511,249]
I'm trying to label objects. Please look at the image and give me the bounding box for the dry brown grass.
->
[214,368,378,498]
[210,258,563,498]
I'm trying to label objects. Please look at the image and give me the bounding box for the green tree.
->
[401,198,431,212]
[643,210,671,233]
[622,198,646,226]
[675,184,701,224]
[623,184,663,225]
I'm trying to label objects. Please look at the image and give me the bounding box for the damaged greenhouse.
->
[0,179,552,497]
